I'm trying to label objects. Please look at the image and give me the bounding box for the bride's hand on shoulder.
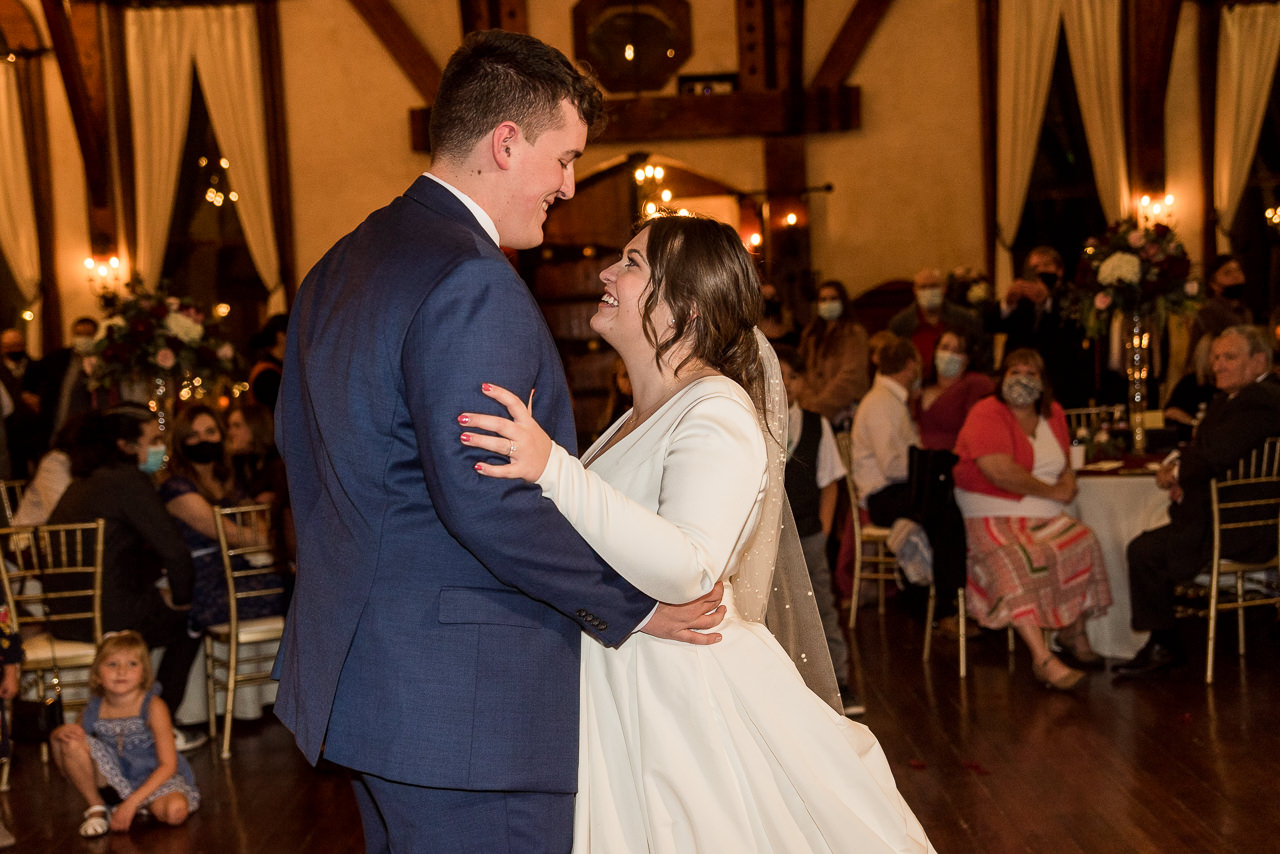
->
[459,383,552,482]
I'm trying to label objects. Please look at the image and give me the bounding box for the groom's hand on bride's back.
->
[641,581,726,645]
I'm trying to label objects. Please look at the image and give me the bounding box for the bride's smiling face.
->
[592,227,674,350]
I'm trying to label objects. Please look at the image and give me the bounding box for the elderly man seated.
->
[850,335,966,629]
[1115,325,1280,677]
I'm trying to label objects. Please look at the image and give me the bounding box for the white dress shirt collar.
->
[422,172,501,247]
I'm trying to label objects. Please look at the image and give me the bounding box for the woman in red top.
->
[953,349,1112,690]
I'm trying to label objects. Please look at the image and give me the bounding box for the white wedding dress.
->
[536,375,935,854]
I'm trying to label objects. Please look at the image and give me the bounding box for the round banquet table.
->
[1068,463,1171,659]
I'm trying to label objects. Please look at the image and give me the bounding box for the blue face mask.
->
[138,444,166,475]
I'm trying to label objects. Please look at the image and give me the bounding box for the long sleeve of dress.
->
[536,391,768,604]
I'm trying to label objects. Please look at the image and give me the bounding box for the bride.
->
[460,213,935,853]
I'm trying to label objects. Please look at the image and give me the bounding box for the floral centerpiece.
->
[89,282,236,401]
[1068,218,1198,338]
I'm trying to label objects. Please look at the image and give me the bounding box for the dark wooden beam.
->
[736,0,769,92]
[763,136,812,301]
[1124,0,1180,195]
[1198,2,1219,265]
[573,87,858,144]
[979,0,996,279]
[11,56,60,345]
[0,0,42,49]
[39,0,111,210]
[811,0,893,89]
[258,0,297,307]
[459,0,527,34]
[345,0,440,103]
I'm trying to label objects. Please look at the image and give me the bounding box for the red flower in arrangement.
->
[1068,218,1198,337]
[90,281,237,391]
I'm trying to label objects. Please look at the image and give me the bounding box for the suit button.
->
[598,622,608,630]
[576,609,587,617]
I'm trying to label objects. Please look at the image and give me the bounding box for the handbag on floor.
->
[10,688,64,743]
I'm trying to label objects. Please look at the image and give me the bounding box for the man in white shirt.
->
[851,336,967,629]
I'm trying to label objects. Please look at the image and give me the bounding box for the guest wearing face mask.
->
[916,329,995,451]
[33,317,100,450]
[850,335,968,630]
[953,349,1112,690]
[984,247,1093,407]
[45,405,205,742]
[758,281,798,348]
[796,279,869,428]
[159,404,284,634]
[1186,254,1253,374]
[889,268,984,380]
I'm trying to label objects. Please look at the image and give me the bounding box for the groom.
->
[274,30,724,854]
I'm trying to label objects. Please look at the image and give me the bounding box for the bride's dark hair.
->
[639,213,765,410]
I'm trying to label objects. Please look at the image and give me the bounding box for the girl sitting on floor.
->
[50,631,200,837]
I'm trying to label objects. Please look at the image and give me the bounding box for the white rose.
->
[165,312,204,344]
[1097,252,1141,287]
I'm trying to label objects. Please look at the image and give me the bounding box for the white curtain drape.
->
[125,8,195,288]
[995,0,1063,292]
[1062,0,1130,224]
[190,6,284,313]
[1214,3,1280,247]
[0,61,42,307]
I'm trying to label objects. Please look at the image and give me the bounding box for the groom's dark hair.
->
[429,30,604,160]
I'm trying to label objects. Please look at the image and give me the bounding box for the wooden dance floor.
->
[6,599,1279,852]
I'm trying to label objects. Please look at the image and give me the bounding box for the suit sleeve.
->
[1179,385,1280,490]
[535,393,767,604]
[403,258,655,645]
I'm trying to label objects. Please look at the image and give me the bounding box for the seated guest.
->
[159,405,285,633]
[1186,255,1252,370]
[796,279,870,429]
[851,335,966,626]
[224,399,283,503]
[953,349,1113,689]
[774,344,854,709]
[1163,336,1217,444]
[11,419,83,526]
[1115,325,1280,677]
[46,405,203,738]
[917,328,995,451]
[224,398,296,592]
[889,267,983,380]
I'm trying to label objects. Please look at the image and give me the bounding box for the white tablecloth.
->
[1069,474,1170,659]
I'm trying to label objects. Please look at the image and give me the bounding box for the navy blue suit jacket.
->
[274,176,655,792]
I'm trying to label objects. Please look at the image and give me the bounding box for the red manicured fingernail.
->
[474,463,484,472]
[482,383,492,392]
[460,433,471,442]
[458,414,470,425]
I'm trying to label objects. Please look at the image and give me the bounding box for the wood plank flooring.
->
[4,599,1278,852]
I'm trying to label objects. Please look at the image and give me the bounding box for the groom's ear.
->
[492,123,520,168]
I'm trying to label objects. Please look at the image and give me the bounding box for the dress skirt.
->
[963,515,1112,630]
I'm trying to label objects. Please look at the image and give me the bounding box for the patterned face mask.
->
[1002,373,1043,408]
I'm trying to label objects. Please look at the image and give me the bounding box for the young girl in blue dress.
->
[50,631,200,837]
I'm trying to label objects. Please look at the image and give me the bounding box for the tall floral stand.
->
[118,374,174,433]
[1122,311,1150,454]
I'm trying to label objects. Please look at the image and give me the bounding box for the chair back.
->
[212,504,287,631]
[1210,437,1280,563]
[0,521,104,638]
[1063,404,1126,437]
[0,480,25,526]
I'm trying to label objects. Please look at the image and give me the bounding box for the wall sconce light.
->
[1136,193,1174,230]
[85,255,123,308]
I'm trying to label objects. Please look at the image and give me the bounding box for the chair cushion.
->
[205,616,286,645]
[20,633,97,670]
